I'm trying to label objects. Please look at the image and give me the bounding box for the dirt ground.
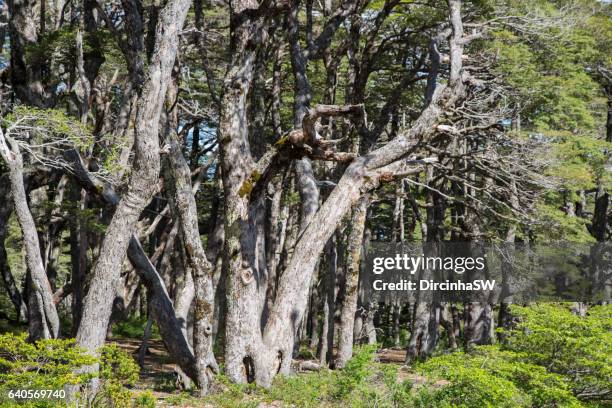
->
[112,339,446,405]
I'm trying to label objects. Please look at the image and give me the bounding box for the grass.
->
[160,346,423,408]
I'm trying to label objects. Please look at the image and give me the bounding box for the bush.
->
[415,304,612,407]
[132,390,156,408]
[0,334,145,408]
[503,304,611,401]
[201,345,414,408]
[332,344,378,399]
[416,346,580,407]
[92,343,141,408]
[0,333,97,388]
[0,333,96,407]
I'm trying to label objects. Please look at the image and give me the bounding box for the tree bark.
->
[76,0,192,369]
[7,0,48,106]
[65,147,203,384]
[165,106,218,394]
[335,194,369,368]
[0,133,59,339]
[0,193,28,321]
[221,0,468,386]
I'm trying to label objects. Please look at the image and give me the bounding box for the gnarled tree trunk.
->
[76,0,192,372]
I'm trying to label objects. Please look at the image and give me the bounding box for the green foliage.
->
[415,304,612,407]
[0,333,96,407]
[132,390,156,408]
[111,317,160,341]
[547,133,611,190]
[200,345,418,408]
[93,344,141,408]
[332,344,378,399]
[486,4,601,133]
[503,304,612,400]
[193,344,453,408]
[98,344,140,386]
[534,202,596,243]
[417,346,580,407]
[130,306,612,407]
[3,106,93,152]
[0,335,147,408]
[0,333,97,390]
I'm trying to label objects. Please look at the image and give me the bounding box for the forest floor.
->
[113,338,444,407]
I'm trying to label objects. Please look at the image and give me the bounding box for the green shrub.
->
[0,334,145,408]
[0,333,96,407]
[201,345,413,408]
[92,343,141,408]
[132,390,156,408]
[415,304,612,407]
[99,344,140,386]
[503,304,611,400]
[417,346,580,407]
[0,333,97,389]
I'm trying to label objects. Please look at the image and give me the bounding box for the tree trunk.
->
[464,242,493,348]
[406,166,443,363]
[127,239,200,382]
[76,0,192,370]
[335,194,369,368]
[319,235,338,366]
[219,0,270,386]
[0,135,59,339]
[591,185,608,242]
[165,102,218,394]
[392,302,402,347]
[7,0,47,106]
[498,182,519,340]
[67,147,203,385]
[222,0,468,386]
[0,194,28,321]
[69,187,88,335]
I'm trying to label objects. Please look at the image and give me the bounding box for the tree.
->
[75,0,193,384]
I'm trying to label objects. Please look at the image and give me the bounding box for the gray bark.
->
[75,0,192,373]
[406,166,442,363]
[319,235,338,366]
[64,148,204,385]
[165,106,218,394]
[69,186,88,335]
[335,194,369,368]
[220,0,469,387]
[7,0,48,106]
[0,133,59,339]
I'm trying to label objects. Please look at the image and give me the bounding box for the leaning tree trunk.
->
[165,110,218,394]
[76,0,192,365]
[0,133,59,339]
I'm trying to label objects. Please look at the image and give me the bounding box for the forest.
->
[0,0,610,406]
